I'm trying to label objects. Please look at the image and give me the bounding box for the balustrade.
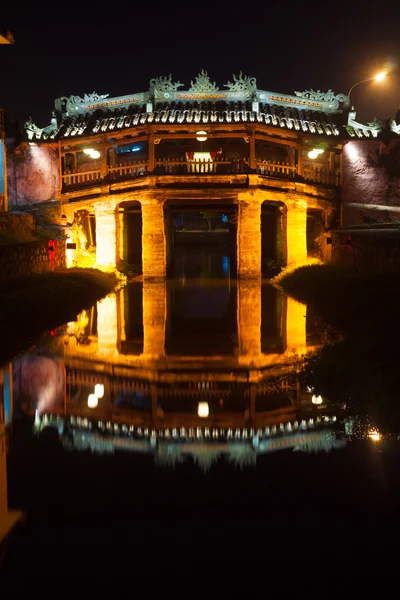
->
[109,160,148,180]
[256,160,296,179]
[61,155,339,189]
[62,169,102,186]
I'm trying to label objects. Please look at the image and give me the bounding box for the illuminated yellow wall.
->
[143,281,166,357]
[95,208,117,269]
[237,193,262,278]
[285,200,307,265]
[141,199,166,279]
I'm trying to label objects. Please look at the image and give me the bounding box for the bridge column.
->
[237,279,261,360]
[143,280,166,357]
[285,199,307,265]
[141,199,166,279]
[237,192,262,279]
[95,202,118,269]
[116,208,128,269]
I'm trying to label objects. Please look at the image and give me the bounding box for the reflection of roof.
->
[34,412,345,471]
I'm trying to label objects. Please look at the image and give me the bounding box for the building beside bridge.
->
[5,70,400,277]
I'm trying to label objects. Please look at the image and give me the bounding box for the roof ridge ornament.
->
[149,74,184,101]
[295,89,347,103]
[58,92,109,116]
[224,71,257,99]
[189,70,219,93]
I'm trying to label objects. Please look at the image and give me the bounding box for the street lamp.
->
[347,71,387,106]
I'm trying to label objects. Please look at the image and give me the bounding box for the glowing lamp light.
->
[83,148,101,159]
[308,148,324,160]
[88,393,98,408]
[196,130,207,142]
[374,71,386,82]
[197,402,209,418]
[94,383,105,399]
[368,428,381,442]
[311,394,323,405]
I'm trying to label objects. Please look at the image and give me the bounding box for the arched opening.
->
[163,200,238,279]
[307,209,325,259]
[261,201,285,277]
[118,201,142,275]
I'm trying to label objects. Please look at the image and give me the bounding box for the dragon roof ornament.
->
[149,74,184,101]
[223,72,257,99]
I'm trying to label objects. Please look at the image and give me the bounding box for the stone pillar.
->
[141,199,166,279]
[285,297,306,356]
[285,199,307,265]
[237,192,262,279]
[237,278,261,358]
[116,208,129,268]
[95,204,117,269]
[143,281,166,357]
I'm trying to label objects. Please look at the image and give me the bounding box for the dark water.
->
[2,248,400,574]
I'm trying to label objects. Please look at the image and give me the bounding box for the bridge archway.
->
[261,200,285,277]
[117,200,142,275]
[163,200,238,279]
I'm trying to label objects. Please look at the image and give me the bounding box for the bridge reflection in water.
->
[11,277,345,470]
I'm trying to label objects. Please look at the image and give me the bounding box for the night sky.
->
[1,3,400,130]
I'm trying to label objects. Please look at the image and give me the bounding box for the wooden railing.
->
[303,166,340,186]
[62,169,102,186]
[256,160,296,179]
[61,158,339,189]
[109,160,148,180]
[155,157,249,174]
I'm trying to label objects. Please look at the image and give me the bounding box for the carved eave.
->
[346,110,383,139]
[24,116,59,141]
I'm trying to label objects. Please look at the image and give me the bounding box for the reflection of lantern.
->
[197,402,209,418]
[88,393,98,408]
[368,428,381,442]
[311,394,323,405]
[94,383,104,399]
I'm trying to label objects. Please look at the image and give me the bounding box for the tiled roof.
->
[26,100,347,142]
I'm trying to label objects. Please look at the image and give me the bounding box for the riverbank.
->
[0,268,122,365]
[274,263,400,434]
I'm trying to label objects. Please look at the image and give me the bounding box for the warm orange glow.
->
[141,201,166,279]
[97,294,118,355]
[374,71,386,82]
[237,279,261,356]
[368,428,381,442]
[286,201,307,265]
[95,210,117,269]
[142,281,166,356]
[285,297,306,355]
